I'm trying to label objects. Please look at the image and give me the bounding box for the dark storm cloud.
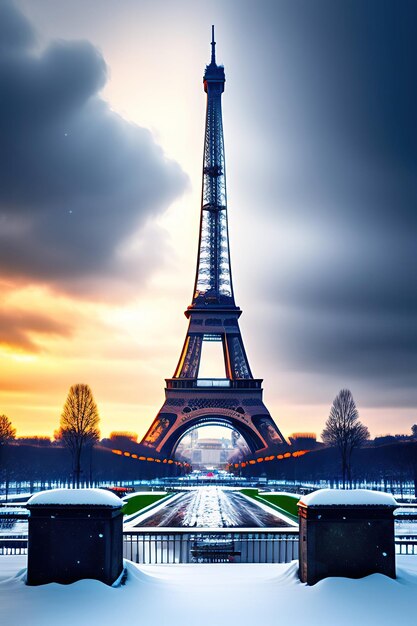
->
[0,1,187,292]
[0,310,72,352]
[225,0,417,402]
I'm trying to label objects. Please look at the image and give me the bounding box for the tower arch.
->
[159,412,265,458]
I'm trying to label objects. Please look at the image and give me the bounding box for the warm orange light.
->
[155,459,161,463]
[123,451,130,457]
[110,431,138,442]
[168,460,174,464]
[277,454,284,459]
[163,459,167,463]
[289,432,316,440]
[139,456,146,461]
[249,460,256,465]
[147,457,154,462]
[284,452,291,458]
[174,336,190,377]
[131,454,138,459]
[111,449,122,455]
[257,458,263,463]
[292,450,309,458]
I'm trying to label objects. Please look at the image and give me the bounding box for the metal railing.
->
[2,532,417,560]
[122,528,299,564]
[0,537,28,555]
[395,537,417,555]
[165,378,262,390]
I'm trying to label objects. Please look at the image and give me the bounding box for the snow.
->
[260,491,300,497]
[396,520,417,535]
[182,487,234,527]
[27,488,122,508]
[0,556,27,582]
[0,519,28,537]
[1,556,417,626]
[300,489,397,507]
[122,490,167,501]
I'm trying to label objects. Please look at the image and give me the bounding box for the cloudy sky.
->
[1,0,415,440]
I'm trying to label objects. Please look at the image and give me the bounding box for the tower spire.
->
[194,27,231,306]
[211,24,216,64]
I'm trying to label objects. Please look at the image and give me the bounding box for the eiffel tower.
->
[142,27,286,458]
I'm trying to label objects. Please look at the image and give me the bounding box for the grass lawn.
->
[122,492,169,515]
[257,493,299,521]
[240,489,300,522]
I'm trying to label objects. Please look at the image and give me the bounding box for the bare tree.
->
[322,389,369,488]
[56,384,100,488]
[0,415,16,501]
[0,414,16,444]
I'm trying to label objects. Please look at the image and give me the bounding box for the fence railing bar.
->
[2,533,417,560]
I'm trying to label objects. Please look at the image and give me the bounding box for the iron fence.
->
[122,528,299,564]
[0,537,28,555]
[2,531,417,560]
[395,537,417,555]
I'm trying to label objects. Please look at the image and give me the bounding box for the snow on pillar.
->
[26,488,123,586]
[298,489,398,585]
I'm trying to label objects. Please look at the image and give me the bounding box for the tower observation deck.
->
[141,27,287,458]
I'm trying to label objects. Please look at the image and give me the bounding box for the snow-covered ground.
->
[0,516,27,536]
[1,556,417,626]
[396,519,417,535]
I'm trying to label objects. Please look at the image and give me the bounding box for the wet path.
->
[135,487,290,528]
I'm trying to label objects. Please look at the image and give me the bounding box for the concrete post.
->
[26,488,123,586]
[298,489,397,585]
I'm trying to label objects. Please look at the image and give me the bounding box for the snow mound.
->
[299,489,397,507]
[122,491,167,501]
[27,488,122,507]
[2,556,417,626]
[1,557,417,626]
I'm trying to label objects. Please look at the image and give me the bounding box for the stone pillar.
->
[26,488,123,586]
[298,489,397,585]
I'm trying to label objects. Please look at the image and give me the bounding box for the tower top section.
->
[203,25,225,93]
[192,26,235,309]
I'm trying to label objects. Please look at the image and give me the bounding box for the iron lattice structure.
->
[194,38,232,303]
[142,28,286,459]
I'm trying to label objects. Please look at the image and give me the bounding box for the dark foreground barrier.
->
[298,489,397,585]
[26,488,123,586]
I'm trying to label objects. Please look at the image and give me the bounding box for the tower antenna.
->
[211,25,216,64]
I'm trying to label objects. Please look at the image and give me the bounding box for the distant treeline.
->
[0,437,187,486]
[2,435,417,496]
[234,441,417,496]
